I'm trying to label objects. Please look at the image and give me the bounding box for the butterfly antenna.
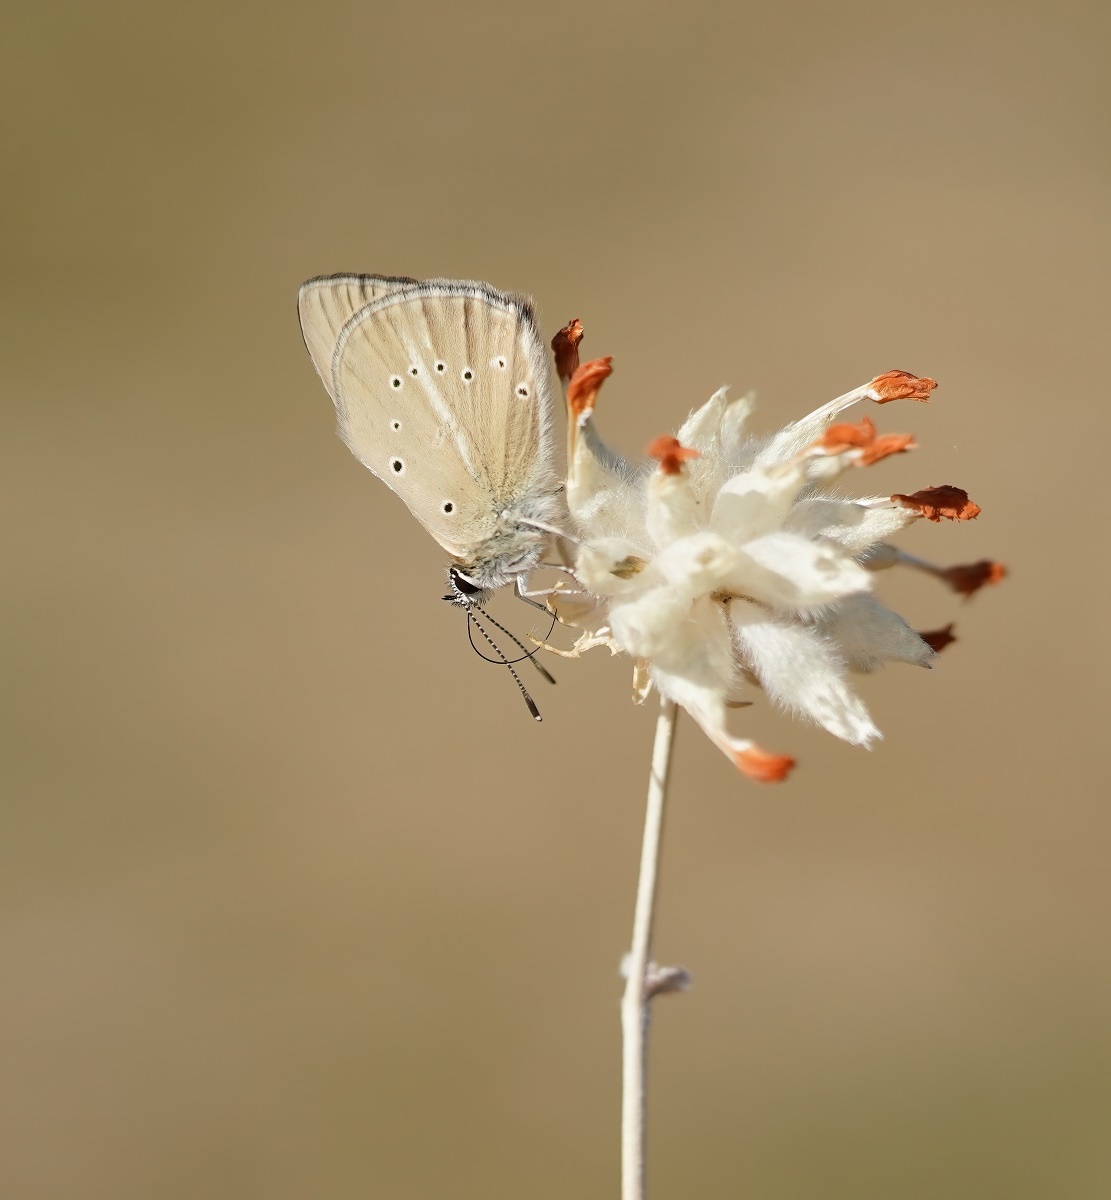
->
[473,603,558,685]
[466,608,543,721]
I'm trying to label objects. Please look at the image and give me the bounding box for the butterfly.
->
[297,274,566,606]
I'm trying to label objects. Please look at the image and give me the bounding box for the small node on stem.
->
[645,963,692,999]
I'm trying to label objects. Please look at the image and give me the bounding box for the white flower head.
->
[548,337,1004,784]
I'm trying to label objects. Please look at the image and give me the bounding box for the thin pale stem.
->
[621,696,679,1200]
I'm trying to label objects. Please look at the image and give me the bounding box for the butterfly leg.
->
[514,571,587,613]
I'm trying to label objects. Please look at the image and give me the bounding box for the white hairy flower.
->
[548,346,1000,783]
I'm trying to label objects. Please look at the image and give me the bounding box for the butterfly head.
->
[443,567,490,607]
[442,546,537,606]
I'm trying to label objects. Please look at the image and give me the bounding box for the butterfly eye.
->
[492,356,507,369]
[516,383,530,398]
[390,458,404,474]
[390,376,402,389]
[391,420,402,431]
[442,502,454,514]
[449,568,482,595]
[461,368,474,382]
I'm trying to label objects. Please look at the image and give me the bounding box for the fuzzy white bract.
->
[550,356,996,783]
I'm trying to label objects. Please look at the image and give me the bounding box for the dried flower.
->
[551,362,1000,782]
[551,318,584,384]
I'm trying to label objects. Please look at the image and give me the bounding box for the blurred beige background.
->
[3,1,1109,1196]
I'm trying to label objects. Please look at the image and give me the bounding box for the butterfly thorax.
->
[446,490,564,603]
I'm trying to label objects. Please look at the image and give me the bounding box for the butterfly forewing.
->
[297,273,418,404]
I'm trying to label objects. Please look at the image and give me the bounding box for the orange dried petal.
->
[822,416,877,451]
[859,433,916,465]
[940,560,1007,597]
[869,370,938,403]
[733,745,796,783]
[647,434,701,475]
[567,357,613,417]
[892,485,981,522]
[821,417,914,464]
[551,319,584,383]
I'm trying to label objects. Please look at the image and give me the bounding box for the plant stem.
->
[621,696,679,1200]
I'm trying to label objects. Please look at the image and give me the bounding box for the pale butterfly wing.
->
[298,276,558,563]
[297,273,417,401]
